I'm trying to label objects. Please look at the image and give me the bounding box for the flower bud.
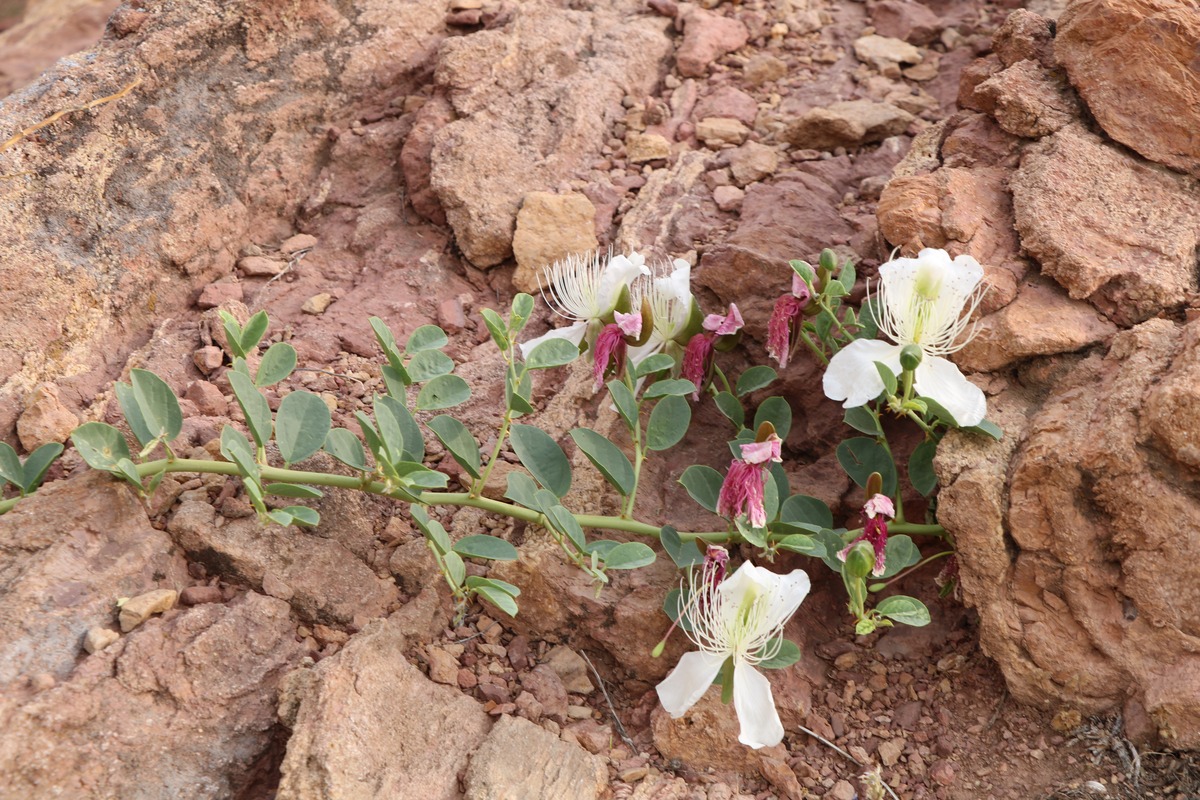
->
[819,248,839,273]
[899,344,923,371]
[843,540,876,579]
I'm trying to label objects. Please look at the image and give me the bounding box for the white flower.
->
[628,258,694,364]
[519,251,650,358]
[822,248,988,426]
[656,561,810,749]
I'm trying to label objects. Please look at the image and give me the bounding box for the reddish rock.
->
[399,93,453,227]
[1056,0,1200,176]
[676,7,749,78]
[784,100,914,151]
[971,59,1081,139]
[197,280,244,309]
[465,715,606,799]
[520,664,570,720]
[692,85,759,127]
[15,384,78,452]
[193,346,225,375]
[180,585,225,605]
[184,380,228,417]
[992,8,1056,68]
[869,0,944,46]
[712,185,745,212]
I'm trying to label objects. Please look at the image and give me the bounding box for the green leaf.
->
[411,506,452,555]
[875,595,931,627]
[369,317,409,381]
[219,425,255,466]
[427,415,481,479]
[255,342,297,387]
[71,422,132,472]
[406,350,455,383]
[836,437,898,496]
[585,540,620,559]
[284,505,321,527]
[839,261,857,292]
[275,391,332,465]
[228,371,273,448]
[452,534,519,561]
[763,465,782,523]
[643,379,697,399]
[736,366,777,397]
[789,259,814,286]
[779,495,833,529]
[504,472,541,509]
[607,379,639,432]
[602,541,656,570]
[879,535,920,579]
[919,397,959,427]
[776,534,826,558]
[713,392,745,428]
[444,550,466,587]
[843,406,882,436]
[661,525,705,568]
[858,297,880,340]
[569,428,635,496]
[966,419,1003,440]
[505,367,534,416]
[405,324,449,353]
[392,461,449,489]
[636,353,676,378]
[416,374,471,410]
[662,588,694,633]
[824,279,848,298]
[0,442,22,488]
[758,638,802,669]
[874,361,898,396]
[753,396,792,440]
[264,483,324,499]
[376,394,425,464]
[20,442,63,493]
[466,575,521,597]
[646,394,690,451]
[479,308,510,350]
[678,464,723,513]
[510,424,571,497]
[380,365,407,398]
[525,338,580,370]
[909,439,938,496]
[735,517,767,548]
[240,311,270,354]
[817,528,848,573]
[545,504,586,550]
[130,369,183,444]
[475,584,519,617]
[510,293,535,332]
[114,457,143,490]
[115,382,155,447]
[323,428,367,471]
[219,310,246,359]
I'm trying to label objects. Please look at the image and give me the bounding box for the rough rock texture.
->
[0,0,119,96]
[0,471,189,684]
[938,320,1200,747]
[511,191,599,294]
[0,592,301,798]
[783,100,914,152]
[427,4,671,267]
[464,714,607,800]
[1012,124,1200,325]
[1055,0,1200,177]
[277,617,492,800]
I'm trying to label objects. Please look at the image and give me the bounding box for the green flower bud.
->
[819,248,839,273]
[899,344,923,371]
[843,540,876,579]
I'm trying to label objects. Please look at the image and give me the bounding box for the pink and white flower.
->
[716,436,782,529]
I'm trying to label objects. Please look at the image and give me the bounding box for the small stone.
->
[84,627,120,654]
[930,760,956,786]
[437,298,467,332]
[1051,708,1083,732]
[458,668,479,690]
[118,589,178,632]
[829,779,857,800]
[566,719,612,754]
[30,673,55,691]
[446,10,482,26]
[619,765,649,782]
[238,255,287,276]
[878,737,905,766]
[834,651,859,669]
[626,133,671,164]
[853,34,923,70]
[301,293,333,315]
[427,647,460,685]
[193,346,224,375]
[197,280,244,309]
[280,233,317,254]
[677,8,750,78]
[728,141,779,186]
[184,380,227,417]
[742,53,787,86]
[566,705,593,720]
[784,100,913,151]
[16,384,78,452]
[511,192,598,294]
[870,0,943,46]
[695,117,750,147]
[693,85,759,126]
[712,185,745,212]
[262,570,294,601]
[179,585,224,605]
[520,664,569,719]
[903,61,939,81]
[542,645,594,694]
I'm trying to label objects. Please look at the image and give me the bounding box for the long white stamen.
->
[682,567,789,666]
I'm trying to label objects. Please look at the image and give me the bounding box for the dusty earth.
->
[2,0,1200,799]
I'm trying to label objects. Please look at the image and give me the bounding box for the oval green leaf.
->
[416,374,471,411]
[757,638,802,669]
[843,406,882,436]
[602,541,656,570]
[525,338,581,370]
[480,308,510,350]
[776,534,826,558]
[660,525,705,569]
[0,443,24,490]
[70,422,132,472]
[646,394,690,451]
[475,584,518,617]
[264,483,324,499]
[427,415,481,479]
[255,342,297,388]
[909,439,937,496]
[405,324,449,354]
[324,428,367,471]
[643,379,697,399]
[736,365,777,397]
[569,428,634,496]
[779,495,834,529]
[275,390,332,465]
[753,396,792,441]
[635,353,676,378]
[875,595,931,627]
[713,391,745,428]
[21,442,64,493]
[510,424,571,497]
[606,379,639,432]
[678,464,723,513]
[228,371,273,448]
[452,534,519,561]
[406,349,455,383]
[836,437,897,497]
[131,368,183,443]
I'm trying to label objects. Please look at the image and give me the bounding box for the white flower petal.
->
[599,252,651,311]
[733,662,784,748]
[914,355,987,427]
[822,339,904,409]
[658,260,692,306]
[656,650,728,718]
[517,321,586,359]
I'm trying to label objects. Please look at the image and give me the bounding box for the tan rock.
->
[626,132,671,164]
[237,255,287,276]
[853,34,922,74]
[16,384,78,452]
[300,292,333,315]
[465,715,607,799]
[542,645,594,694]
[695,117,749,147]
[118,589,179,632]
[970,59,1081,139]
[83,627,120,655]
[511,192,599,294]
[742,53,787,86]
[280,233,317,254]
[878,737,905,766]
[712,185,745,212]
[676,7,749,78]
[1056,0,1200,176]
[784,100,913,151]
[728,141,780,186]
[651,689,760,773]
[426,646,460,685]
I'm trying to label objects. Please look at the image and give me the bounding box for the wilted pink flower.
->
[717,436,783,528]
[681,333,716,400]
[767,278,811,370]
[615,310,643,337]
[838,493,895,577]
[593,323,628,390]
[703,303,744,336]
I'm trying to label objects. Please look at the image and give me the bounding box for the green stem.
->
[819,298,855,341]
[473,408,514,498]
[712,363,733,396]
[872,419,905,524]
[903,410,935,435]
[622,373,644,519]
[797,328,829,366]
